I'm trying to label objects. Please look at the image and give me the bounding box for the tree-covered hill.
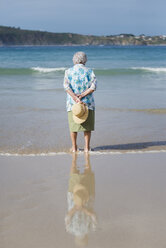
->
[0,26,166,46]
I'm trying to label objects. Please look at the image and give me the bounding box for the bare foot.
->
[70,145,78,153]
[84,147,90,153]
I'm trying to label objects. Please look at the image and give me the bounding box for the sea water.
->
[0,45,166,154]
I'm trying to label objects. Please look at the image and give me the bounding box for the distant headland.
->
[0,25,166,46]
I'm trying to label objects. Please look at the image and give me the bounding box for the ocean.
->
[0,45,166,154]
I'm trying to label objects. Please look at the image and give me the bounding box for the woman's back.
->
[64,63,97,111]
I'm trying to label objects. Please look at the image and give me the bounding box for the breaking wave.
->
[0,67,166,75]
[31,67,66,72]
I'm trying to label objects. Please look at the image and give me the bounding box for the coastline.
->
[1,26,166,46]
[1,44,166,47]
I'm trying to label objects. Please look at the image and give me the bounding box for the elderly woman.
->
[63,51,97,152]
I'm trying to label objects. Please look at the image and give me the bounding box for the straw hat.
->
[72,103,89,124]
[73,184,89,207]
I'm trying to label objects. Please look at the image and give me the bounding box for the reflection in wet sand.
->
[1,153,166,248]
[65,153,97,246]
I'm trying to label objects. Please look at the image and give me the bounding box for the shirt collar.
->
[74,63,85,67]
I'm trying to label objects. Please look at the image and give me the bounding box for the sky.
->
[1,0,166,36]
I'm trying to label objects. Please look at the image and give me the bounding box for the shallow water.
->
[0,46,166,154]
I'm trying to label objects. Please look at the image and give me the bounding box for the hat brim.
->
[72,106,89,124]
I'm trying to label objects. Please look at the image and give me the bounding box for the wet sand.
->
[0,152,166,248]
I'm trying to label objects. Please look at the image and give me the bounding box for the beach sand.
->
[0,152,166,248]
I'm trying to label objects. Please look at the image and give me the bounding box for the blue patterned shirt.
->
[63,63,97,112]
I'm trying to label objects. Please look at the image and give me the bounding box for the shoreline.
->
[1,147,166,156]
[1,141,166,156]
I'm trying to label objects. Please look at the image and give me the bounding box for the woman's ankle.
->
[84,146,90,152]
[72,145,77,152]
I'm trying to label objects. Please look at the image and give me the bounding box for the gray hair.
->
[73,51,87,65]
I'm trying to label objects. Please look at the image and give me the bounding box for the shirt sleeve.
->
[63,70,70,91]
[89,70,97,91]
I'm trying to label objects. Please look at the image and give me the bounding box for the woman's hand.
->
[66,89,83,103]
[73,95,82,103]
[77,93,85,100]
[77,88,94,100]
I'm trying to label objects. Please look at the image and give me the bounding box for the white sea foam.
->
[31,66,166,73]
[0,149,166,157]
[132,67,166,73]
[31,67,66,73]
